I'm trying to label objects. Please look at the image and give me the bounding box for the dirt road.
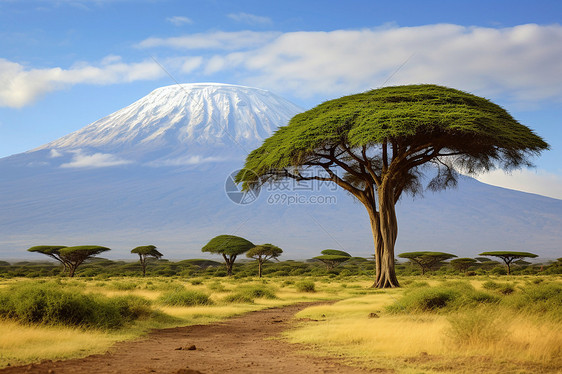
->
[1,302,376,374]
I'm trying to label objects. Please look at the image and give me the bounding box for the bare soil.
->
[1,302,378,374]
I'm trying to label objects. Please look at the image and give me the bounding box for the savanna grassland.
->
[0,259,560,373]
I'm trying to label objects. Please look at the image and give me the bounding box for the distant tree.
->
[313,249,352,270]
[202,235,254,276]
[398,251,457,275]
[27,245,69,274]
[246,244,283,277]
[450,258,478,274]
[236,85,549,288]
[131,245,163,276]
[58,245,111,277]
[479,251,538,275]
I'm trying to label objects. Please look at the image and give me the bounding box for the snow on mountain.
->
[37,83,302,155]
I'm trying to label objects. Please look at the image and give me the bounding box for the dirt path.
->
[1,302,375,374]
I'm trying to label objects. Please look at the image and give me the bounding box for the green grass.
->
[157,289,213,306]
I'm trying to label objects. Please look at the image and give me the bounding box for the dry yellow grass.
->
[0,320,129,367]
[285,287,562,373]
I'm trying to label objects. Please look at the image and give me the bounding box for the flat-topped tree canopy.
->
[202,235,255,276]
[131,245,163,257]
[202,235,255,256]
[236,84,548,288]
[131,245,163,276]
[237,84,549,191]
[398,251,457,275]
[27,245,67,255]
[58,245,111,277]
[479,251,538,274]
[246,243,283,277]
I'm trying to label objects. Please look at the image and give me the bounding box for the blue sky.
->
[1,0,561,198]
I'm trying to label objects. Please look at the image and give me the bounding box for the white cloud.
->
[181,56,203,73]
[476,169,562,200]
[146,155,226,167]
[60,151,132,168]
[137,30,280,50]
[138,24,562,103]
[49,149,63,158]
[228,12,272,26]
[166,16,193,26]
[0,57,165,108]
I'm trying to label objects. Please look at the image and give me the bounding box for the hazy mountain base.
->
[1,155,560,260]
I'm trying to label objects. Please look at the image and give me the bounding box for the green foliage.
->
[158,289,213,306]
[500,282,562,321]
[246,244,283,259]
[223,285,277,303]
[295,280,316,293]
[398,251,457,275]
[386,282,499,313]
[202,235,255,256]
[131,245,163,257]
[236,84,549,190]
[0,282,152,329]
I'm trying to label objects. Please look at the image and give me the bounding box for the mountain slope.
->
[0,83,560,260]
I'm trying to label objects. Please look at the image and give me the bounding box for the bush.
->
[109,281,137,290]
[296,280,316,293]
[387,282,498,314]
[0,282,152,329]
[223,285,277,303]
[158,290,213,306]
[447,308,507,345]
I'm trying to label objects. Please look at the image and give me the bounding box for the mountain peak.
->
[36,83,303,157]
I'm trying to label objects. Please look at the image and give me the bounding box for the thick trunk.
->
[258,259,263,278]
[68,264,76,277]
[374,185,400,288]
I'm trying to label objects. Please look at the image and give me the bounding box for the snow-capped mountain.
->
[0,83,560,260]
[33,83,303,166]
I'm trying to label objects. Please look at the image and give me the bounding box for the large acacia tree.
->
[236,85,548,288]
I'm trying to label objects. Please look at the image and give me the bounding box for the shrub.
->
[109,281,137,290]
[387,282,498,314]
[223,285,277,303]
[0,282,152,329]
[296,280,316,293]
[447,308,507,345]
[158,290,213,306]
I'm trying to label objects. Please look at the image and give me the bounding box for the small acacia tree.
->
[236,85,548,288]
[131,245,163,276]
[58,245,111,277]
[479,251,538,275]
[246,244,283,277]
[202,235,254,276]
[27,245,69,274]
[399,251,457,275]
[450,258,478,274]
[314,249,352,270]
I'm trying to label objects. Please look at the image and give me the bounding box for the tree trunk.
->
[68,264,76,277]
[374,184,400,288]
[223,254,236,276]
[140,255,146,277]
[258,259,263,278]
